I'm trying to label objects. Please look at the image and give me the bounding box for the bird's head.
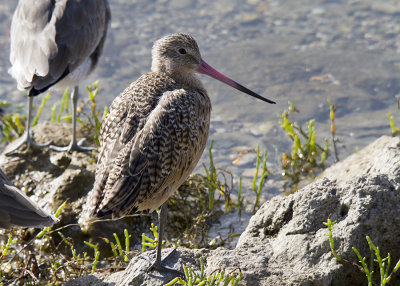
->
[151,33,201,76]
[151,33,276,104]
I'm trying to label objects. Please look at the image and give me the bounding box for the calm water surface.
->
[0,0,400,239]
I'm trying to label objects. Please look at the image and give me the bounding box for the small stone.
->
[241,167,258,177]
[169,0,194,10]
[311,7,325,15]
[370,3,400,14]
[246,0,260,5]
[240,13,260,24]
[50,152,72,168]
[248,121,274,136]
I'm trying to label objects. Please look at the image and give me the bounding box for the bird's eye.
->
[178,48,187,54]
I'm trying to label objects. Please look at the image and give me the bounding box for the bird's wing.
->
[94,88,211,216]
[9,0,110,92]
[0,169,58,229]
[96,73,173,169]
[85,74,166,218]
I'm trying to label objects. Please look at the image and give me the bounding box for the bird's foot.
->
[49,138,97,153]
[140,248,184,278]
[5,131,52,155]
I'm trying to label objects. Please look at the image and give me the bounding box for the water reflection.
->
[0,0,399,201]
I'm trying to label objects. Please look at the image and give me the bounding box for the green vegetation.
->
[322,219,341,262]
[328,99,339,162]
[0,141,245,285]
[142,223,164,253]
[165,257,241,286]
[0,82,105,147]
[0,84,350,285]
[0,102,25,143]
[203,141,234,213]
[279,101,331,193]
[387,113,400,136]
[232,145,270,213]
[324,218,400,285]
[80,82,108,146]
[353,237,400,286]
[3,90,398,285]
[250,145,269,213]
[0,202,138,285]
[51,90,70,124]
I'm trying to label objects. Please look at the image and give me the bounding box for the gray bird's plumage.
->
[7,0,110,153]
[9,0,110,94]
[83,34,212,219]
[0,168,58,229]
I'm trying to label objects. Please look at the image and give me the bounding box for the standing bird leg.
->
[81,33,275,278]
[26,96,52,149]
[141,204,183,276]
[8,0,110,154]
[49,87,97,152]
[5,96,52,154]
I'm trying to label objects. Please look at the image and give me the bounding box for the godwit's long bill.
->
[81,33,275,276]
[196,59,275,104]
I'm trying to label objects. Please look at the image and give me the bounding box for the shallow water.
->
[1,0,400,241]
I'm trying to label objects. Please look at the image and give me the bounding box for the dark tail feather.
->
[28,66,71,97]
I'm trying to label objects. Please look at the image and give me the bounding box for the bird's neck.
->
[153,70,204,92]
[170,71,205,91]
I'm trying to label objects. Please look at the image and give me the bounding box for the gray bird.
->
[81,33,275,273]
[8,0,111,153]
[0,168,58,229]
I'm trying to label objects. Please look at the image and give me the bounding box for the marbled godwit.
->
[8,0,110,153]
[0,168,57,228]
[81,33,275,273]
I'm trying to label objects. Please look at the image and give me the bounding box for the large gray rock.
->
[66,136,400,285]
[66,248,206,286]
[233,136,400,285]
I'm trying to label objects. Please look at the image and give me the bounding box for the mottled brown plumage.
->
[81,33,275,273]
[86,34,211,217]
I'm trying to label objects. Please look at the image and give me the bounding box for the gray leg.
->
[5,96,51,154]
[49,86,96,152]
[141,204,183,277]
[155,203,167,267]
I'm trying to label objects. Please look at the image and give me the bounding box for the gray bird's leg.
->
[5,96,52,154]
[141,204,183,277]
[49,86,96,152]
